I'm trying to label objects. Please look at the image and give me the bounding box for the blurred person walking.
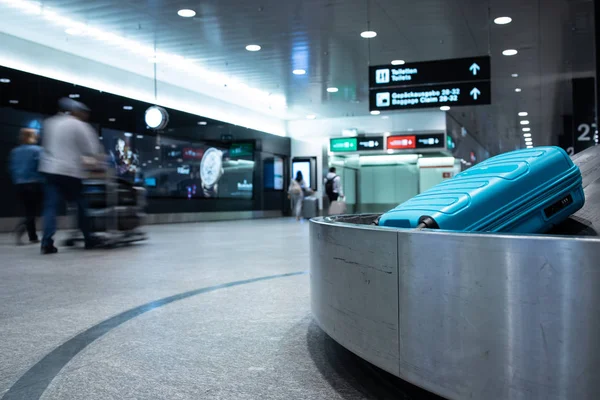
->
[324,167,343,202]
[288,171,306,221]
[8,128,44,245]
[39,99,103,254]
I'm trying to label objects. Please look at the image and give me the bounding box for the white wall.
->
[287,111,447,139]
[0,33,287,136]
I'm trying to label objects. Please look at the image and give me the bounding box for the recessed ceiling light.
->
[503,49,518,56]
[522,127,531,132]
[69,94,80,99]
[512,73,519,78]
[391,60,405,65]
[109,118,116,122]
[155,146,161,150]
[515,88,522,92]
[525,138,533,142]
[527,145,534,149]
[370,110,381,115]
[524,133,532,138]
[137,135,144,139]
[520,120,530,125]
[440,106,451,111]
[177,9,196,18]
[494,17,512,25]
[306,114,317,120]
[123,106,133,110]
[245,44,261,52]
[518,112,528,117]
[360,31,377,39]
[327,87,339,93]
[9,100,18,104]
[124,132,133,137]
[0,78,11,83]
[293,69,306,75]
[198,121,208,125]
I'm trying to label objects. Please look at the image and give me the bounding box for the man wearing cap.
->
[39,99,103,254]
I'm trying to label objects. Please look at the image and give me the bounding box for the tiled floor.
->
[0,219,440,400]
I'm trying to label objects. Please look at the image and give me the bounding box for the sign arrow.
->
[469,63,480,76]
[470,87,481,100]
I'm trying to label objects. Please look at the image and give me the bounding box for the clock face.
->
[200,148,223,186]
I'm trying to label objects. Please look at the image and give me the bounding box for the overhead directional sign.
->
[415,133,445,149]
[387,135,416,150]
[369,56,491,89]
[387,133,446,150]
[330,137,357,152]
[370,81,491,111]
[357,136,384,151]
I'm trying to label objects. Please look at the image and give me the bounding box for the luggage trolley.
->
[63,166,147,248]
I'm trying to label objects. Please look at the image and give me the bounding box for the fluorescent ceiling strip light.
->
[418,157,455,168]
[360,154,419,165]
[0,53,286,136]
[0,0,286,109]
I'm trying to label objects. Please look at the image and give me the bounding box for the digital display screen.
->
[144,177,157,187]
[387,135,416,150]
[292,161,311,189]
[264,156,284,191]
[100,129,255,199]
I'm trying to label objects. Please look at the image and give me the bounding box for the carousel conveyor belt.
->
[309,145,600,400]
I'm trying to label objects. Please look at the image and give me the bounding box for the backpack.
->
[325,176,337,197]
[289,179,302,195]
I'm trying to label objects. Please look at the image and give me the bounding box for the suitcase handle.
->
[417,216,439,230]
[373,215,439,230]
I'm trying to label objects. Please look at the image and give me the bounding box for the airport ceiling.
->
[0,0,595,154]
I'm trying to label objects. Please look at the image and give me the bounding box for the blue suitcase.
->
[378,147,585,233]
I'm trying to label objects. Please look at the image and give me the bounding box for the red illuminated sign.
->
[387,135,416,150]
[183,148,205,160]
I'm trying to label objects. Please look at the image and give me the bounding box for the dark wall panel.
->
[0,65,290,218]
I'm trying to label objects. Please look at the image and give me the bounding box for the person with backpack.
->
[324,167,343,203]
[288,171,306,221]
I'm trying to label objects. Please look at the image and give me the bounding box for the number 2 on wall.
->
[577,123,591,141]
[566,147,575,156]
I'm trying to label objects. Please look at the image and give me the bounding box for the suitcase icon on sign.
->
[376,92,391,108]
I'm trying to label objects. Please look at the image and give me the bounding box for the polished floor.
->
[0,219,441,400]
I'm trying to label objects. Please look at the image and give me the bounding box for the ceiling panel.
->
[0,0,595,154]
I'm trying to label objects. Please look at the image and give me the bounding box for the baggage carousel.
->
[310,215,600,399]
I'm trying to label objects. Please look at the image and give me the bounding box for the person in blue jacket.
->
[8,128,44,244]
